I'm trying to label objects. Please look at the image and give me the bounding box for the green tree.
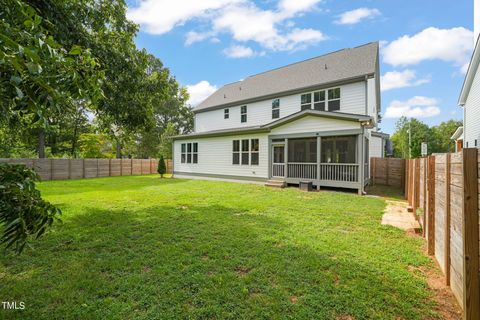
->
[159,122,178,159]
[157,155,166,178]
[0,0,103,158]
[0,163,61,253]
[78,133,114,158]
[390,117,432,158]
[430,120,463,153]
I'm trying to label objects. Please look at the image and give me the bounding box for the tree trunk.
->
[116,141,121,159]
[38,128,45,158]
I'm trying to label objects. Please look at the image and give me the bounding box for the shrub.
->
[0,164,61,253]
[157,155,166,178]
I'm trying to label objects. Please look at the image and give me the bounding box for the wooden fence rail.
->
[405,149,480,320]
[0,158,173,181]
[370,157,406,188]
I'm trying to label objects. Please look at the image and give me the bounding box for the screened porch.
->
[271,135,368,190]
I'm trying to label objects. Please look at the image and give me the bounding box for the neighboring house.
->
[450,126,464,152]
[459,2,480,148]
[172,42,387,194]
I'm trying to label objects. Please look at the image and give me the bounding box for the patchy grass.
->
[1,176,436,319]
[366,184,406,201]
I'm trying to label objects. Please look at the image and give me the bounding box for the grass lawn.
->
[0,175,437,319]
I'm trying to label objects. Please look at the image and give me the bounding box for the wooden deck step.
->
[265,179,286,188]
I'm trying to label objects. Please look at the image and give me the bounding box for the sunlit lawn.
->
[0,175,436,319]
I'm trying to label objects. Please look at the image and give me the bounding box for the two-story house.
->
[172,42,387,194]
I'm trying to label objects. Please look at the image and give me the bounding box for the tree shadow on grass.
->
[0,204,435,320]
[39,175,188,197]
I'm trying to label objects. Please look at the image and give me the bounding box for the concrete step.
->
[265,179,286,188]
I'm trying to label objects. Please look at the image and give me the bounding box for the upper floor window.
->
[272,99,280,119]
[300,93,311,110]
[313,90,325,111]
[181,142,198,164]
[240,105,247,123]
[300,87,341,112]
[328,88,341,111]
[224,108,229,119]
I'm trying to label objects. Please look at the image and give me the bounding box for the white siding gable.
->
[195,81,367,133]
[464,64,480,147]
[270,115,360,135]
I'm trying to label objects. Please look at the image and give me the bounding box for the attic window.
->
[224,108,229,119]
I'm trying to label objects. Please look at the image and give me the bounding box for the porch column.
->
[284,138,288,178]
[316,136,321,190]
[357,131,365,195]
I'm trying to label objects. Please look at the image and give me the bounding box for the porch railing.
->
[284,162,359,182]
[272,163,285,177]
[287,163,317,180]
[319,163,358,182]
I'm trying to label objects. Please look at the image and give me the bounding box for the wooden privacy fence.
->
[0,158,173,181]
[370,157,406,188]
[405,149,479,320]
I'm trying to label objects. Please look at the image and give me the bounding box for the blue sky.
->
[127,0,474,134]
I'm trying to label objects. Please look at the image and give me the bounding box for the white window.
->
[251,139,259,165]
[240,105,247,123]
[232,140,240,165]
[300,93,311,110]
[313,90,325,111]
[272,99,280,119]
[241,139,249,164]
[328,88,340,111]
[181,142,198,164]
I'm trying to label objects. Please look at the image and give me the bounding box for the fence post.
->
[462,148,480,320]
[427,156,435,255]
[386,158,390,186]
[405,160,409,200]
[371,157,376,186]
[413,159,420,214]
[445,153,451,286]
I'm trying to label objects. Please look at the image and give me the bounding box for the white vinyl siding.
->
[173,133,268,179]
[194,81,367,132]
[369,135,383,158]
[464,64,480,147]
[270,115,360,135]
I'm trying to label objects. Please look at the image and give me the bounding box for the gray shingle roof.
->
[195,42,379,113]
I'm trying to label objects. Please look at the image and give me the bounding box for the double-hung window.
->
[241,139,249,165]
[328,88,340,111]
[232,140,240,164]
[224,108,229,119]
[272,99,280,119]
[300,93,311,110]
[251,139,259,165]
[240,106,247,123]
[232,139,259,165]
[181,142,198,164]
[181,143,186,163]
[313,90,326,111]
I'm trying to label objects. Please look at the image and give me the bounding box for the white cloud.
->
[128,0,326,54]
[278,0,322,16]
[126,0,242,35]
[383,27,473,71]
[384,96,441,119]
[381,70,430,91]
[335,8,380,25]
[223,45,256,58]
[186,81,218,106]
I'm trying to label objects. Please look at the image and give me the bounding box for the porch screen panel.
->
[321,136,356,163]
[288,138,317,163]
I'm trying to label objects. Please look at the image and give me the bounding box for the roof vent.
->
[239,86,242,90]
[324,64,328,70]
[224,94,226,98]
